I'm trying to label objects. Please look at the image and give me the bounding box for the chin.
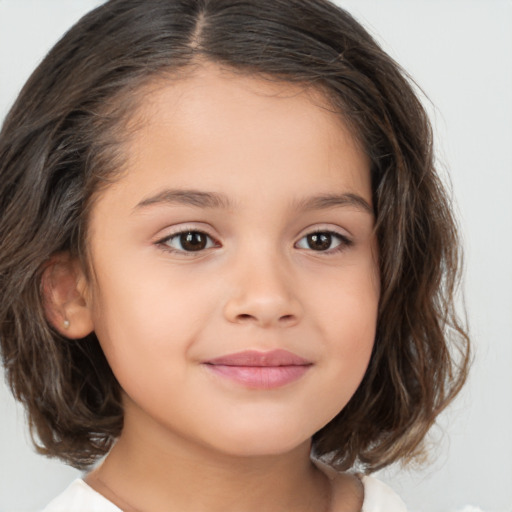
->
[205,425,314,459]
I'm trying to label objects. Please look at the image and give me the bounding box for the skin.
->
[50,64,380,512]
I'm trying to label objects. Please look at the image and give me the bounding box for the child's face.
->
[82,64,379,457]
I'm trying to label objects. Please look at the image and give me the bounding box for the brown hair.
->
[0,0,469,471]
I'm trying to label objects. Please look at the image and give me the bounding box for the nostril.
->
[235,313,295,324]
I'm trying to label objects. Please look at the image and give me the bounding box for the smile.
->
[203,350,313,389]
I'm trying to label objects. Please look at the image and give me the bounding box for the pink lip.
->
[203,350,312,389]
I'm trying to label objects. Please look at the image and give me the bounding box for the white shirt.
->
[42,475,407,512]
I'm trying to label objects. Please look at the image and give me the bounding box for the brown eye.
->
[306,233,332,251]
[295,231,350,252]
[163,231,216,252]
[180,232,208,251]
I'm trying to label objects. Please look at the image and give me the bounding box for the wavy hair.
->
[0,0,470,470]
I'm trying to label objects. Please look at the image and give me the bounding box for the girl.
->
[0,1,470,511]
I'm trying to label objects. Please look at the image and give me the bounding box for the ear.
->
[40,252,94,339]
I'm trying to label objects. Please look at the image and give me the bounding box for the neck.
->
[87,411,330,512]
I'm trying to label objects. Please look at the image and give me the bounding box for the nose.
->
[223,253,303,328]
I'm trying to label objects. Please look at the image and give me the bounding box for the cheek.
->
[316,262,379,335]
[87,261,218,371]
[313,260,379,381]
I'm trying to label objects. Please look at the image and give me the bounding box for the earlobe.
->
[40,252,94,339]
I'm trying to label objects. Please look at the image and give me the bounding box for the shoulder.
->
[41,479,121,512]
[360,475,407,512]
[315,461,407,512]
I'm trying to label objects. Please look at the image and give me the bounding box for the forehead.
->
[102,63,370,208]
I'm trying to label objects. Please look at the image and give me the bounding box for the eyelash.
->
[156,228,353,255]
[295,230,353,254]
[157,229,219,255]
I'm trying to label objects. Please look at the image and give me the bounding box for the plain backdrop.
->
[0,1,511,511]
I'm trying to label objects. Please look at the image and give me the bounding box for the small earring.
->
[63,319,70,329]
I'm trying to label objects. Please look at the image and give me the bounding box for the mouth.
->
[203,349,313,389]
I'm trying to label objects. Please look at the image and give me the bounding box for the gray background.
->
[1,1,511,511]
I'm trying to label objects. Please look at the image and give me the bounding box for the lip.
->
[203,350,312,389]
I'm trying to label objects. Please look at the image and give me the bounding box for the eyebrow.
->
[294,193,373,214]
[135,189,233,210]
[134,188,372,214]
